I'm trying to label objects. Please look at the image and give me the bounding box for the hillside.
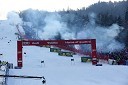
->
[0,20,128,85]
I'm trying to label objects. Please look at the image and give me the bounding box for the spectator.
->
[42,76,46,84]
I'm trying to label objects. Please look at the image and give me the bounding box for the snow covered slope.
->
[8,46,128,85]
[0,20,128,85]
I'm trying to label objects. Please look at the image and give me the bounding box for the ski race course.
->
[0,18,128,85]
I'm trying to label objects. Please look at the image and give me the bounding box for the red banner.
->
[22,39,92,46]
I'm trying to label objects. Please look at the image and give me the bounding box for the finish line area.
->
[1,39,128,85]
[17,39,97,68]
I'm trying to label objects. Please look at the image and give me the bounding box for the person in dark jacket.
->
[42,76,46,84]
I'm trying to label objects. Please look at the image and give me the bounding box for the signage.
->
[58,51,73,57]
[50,48,61,52]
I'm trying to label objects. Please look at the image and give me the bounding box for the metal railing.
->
[0,62,9,85]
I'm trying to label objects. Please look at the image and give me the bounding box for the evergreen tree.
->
[125,8,128,23]
[116,16,123,26]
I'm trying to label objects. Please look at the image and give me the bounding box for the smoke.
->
[89,12,96,25]
[7,12,22,25]
[38,12,124,52]
[7,12,25,35]
[1,10,125,52]
[38,13,75,40]
[77,13,124,52]
[0,11,25,40]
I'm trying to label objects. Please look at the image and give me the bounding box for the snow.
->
[0,21,128,85]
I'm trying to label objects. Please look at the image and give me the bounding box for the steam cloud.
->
[38,13,75,40]
[77,13,124,52]
[0,11,125,52]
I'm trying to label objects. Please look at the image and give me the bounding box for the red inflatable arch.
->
[17,39,97,67]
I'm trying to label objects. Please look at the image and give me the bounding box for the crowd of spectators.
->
[97,48,128,65]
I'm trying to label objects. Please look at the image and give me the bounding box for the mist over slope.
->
[0,11,124,53]
[20,10,125,52]
[0,1,128,53]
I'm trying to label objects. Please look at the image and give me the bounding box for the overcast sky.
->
[0,0,124,20]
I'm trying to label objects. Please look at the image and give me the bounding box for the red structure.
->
[17,39,97,67]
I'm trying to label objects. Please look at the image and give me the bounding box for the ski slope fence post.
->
[5,63,9,85]
[71,59,75,65]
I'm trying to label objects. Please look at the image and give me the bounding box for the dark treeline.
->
[59,1,128,27]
